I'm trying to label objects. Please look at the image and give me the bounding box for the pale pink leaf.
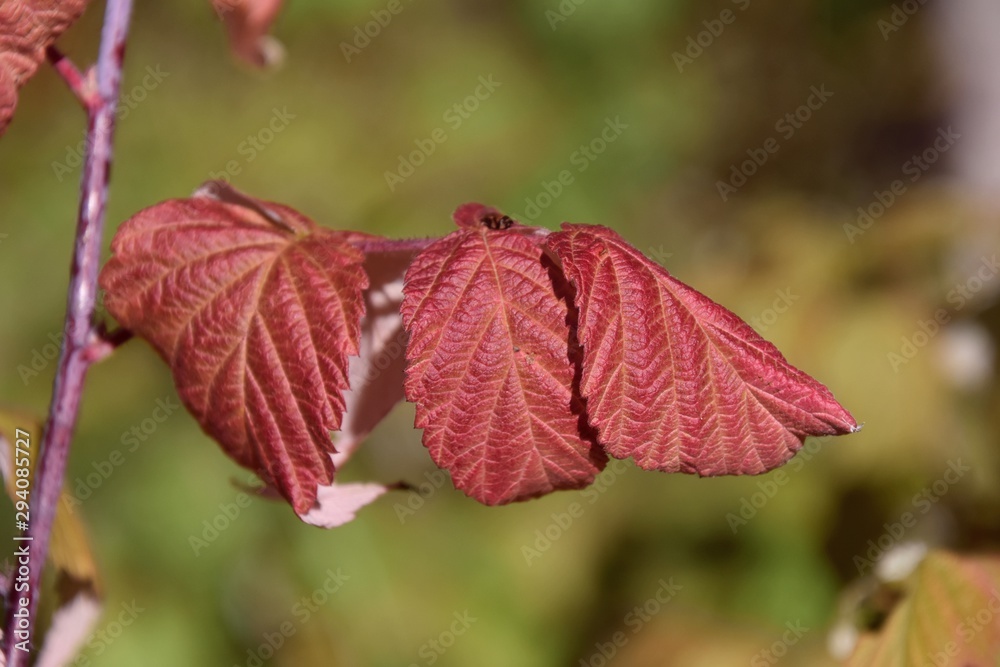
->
[297,248,415,525]
[35,594,103,667]
[299,482,392,529]
[333,248,413,466]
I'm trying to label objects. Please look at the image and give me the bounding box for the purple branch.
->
[3,1,134,665]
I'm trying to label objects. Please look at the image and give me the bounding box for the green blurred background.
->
[3,0,1000,665]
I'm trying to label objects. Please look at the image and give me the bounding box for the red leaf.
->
[402,204,606,506]
[99,182,369,513]
[210,0,285,68]
[546,224,857,476]
[0,0,90,136]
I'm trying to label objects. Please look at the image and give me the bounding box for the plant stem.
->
[83,327,134,364]
[351,237,436,254]
[44,46,94,109]
[2,1,134,664]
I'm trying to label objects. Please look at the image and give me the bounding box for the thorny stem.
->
[2,1,134,664]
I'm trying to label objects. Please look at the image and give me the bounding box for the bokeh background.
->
[3,0,1000,665]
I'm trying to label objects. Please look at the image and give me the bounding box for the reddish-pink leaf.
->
[402,204,606,506]
[99,182,369,514]
[210,0,285,68]
[0,0,90,136]
[546,224,857,476]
